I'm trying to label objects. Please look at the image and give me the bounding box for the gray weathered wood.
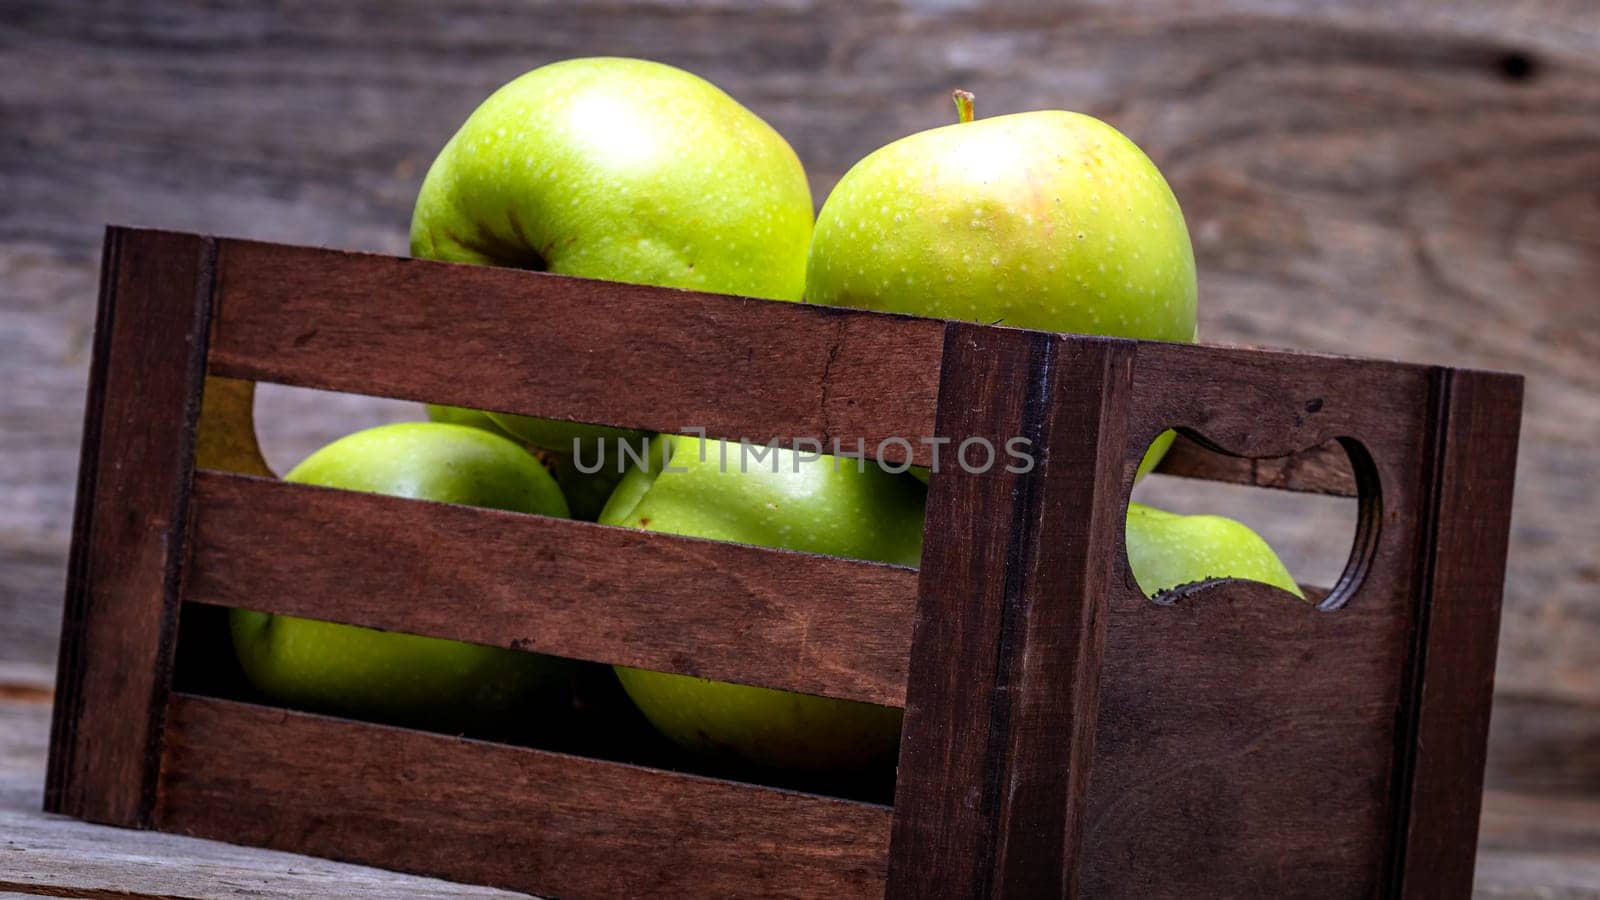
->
[0,0,1595,787]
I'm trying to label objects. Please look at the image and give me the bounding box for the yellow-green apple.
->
[409,56,814,453]
[1125,502,1304,598]
[807,92,1195,477]
[599,434,924,776]
[424,403,622,520]
[230,422,573,732]
[423,403,517,440]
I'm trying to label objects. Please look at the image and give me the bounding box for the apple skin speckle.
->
[411,56,813,457]
[806,109,1195,344]
[410,57,812,304]
[1125,502,1305,599]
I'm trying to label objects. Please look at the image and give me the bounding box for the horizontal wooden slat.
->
[154,694,892,899]
[203,233,1459,488]
[208,238,945,465]
[185,470,918,707]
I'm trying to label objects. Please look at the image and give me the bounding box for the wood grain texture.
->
[155,694,893,899]
[186,469,917,706]
[1485,694,1600,800]
[44,228,213,827]
[1082,580,1411,897]
[887,327,1129,897]
[209,238,944,464]
[1085,338,1517,896]
[1395,368,1525,898]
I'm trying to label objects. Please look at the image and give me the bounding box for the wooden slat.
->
[1393,368,1524,898]
[154,694,893,899]
[185,469,918,707]
[887,326,1129,897]
[45,228,215,827]
[204,232,1402,489]
[14,697,1598,899]
[207,237,946,464]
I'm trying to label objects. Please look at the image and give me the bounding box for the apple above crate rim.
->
[807,90,1199,484]
[48,228,1523,899]
[409,56,815,457]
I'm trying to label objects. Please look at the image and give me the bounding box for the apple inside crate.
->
[47,228,1521,899]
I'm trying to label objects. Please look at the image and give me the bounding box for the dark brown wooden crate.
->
[47,227,1525,898]
[207,237,946,466]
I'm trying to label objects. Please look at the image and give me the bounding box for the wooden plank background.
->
[1,0,1595,804]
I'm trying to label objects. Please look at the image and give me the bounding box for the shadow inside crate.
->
[171,605,898,806]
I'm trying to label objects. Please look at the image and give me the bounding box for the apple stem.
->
[952,89,975,123]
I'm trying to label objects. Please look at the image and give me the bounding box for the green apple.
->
[807,92,1196,478]
[423,403,623,520]
[536,448,627,523]
[423,403,517,440]
[600,434,924,776]
[1125,501,1304,599]
[409,56,814,453]
[230,422,574,732]
[807,93,1194,337]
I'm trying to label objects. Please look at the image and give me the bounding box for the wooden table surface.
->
[0,693,1595,897]
[2,2,1597,896]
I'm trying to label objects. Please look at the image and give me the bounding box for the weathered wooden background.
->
[2,0,1596,804]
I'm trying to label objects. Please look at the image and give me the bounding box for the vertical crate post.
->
[1391,369,1524,897]
[887,324,1133,898]
[45,227,216,826]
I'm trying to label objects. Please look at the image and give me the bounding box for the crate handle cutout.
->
[1128,429,1380,612]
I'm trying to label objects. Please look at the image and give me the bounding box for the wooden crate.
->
[45,226,1523,898]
